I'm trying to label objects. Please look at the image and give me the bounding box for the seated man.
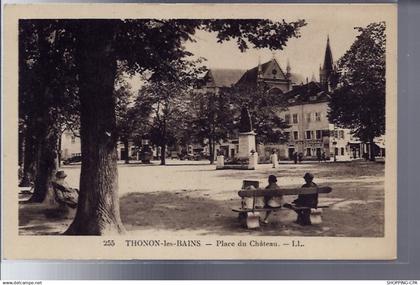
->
[291,172,318,225]
[52,170,79,209]
[262,175,283,224]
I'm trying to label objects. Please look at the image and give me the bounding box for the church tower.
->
[286,59,291,77]
[319,35,334,91]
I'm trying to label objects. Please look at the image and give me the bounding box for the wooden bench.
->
[232,181,332,229]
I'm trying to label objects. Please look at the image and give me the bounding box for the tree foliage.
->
[19,20,79,200]
[135,59,204,165]
[228,83,290,144]
[328,22,385,150]
[19,18,306,234]
[188,88,235,163]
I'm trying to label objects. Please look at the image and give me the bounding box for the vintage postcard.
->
[3,3,397,259]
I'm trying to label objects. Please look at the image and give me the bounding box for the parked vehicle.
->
[63,155,82,165]
[139,145,153,164]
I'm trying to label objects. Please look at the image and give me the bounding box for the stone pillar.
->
[248,152,258,170]
[310,208,323,224]
[216,155,224,169]
[238,131,256,159]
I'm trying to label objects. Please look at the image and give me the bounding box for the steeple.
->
[323,35,333,72]
[320,35,334,91]
[286,59,291,76]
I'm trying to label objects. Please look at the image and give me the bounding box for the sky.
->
[127,7,389,91]
[184,17,380,82]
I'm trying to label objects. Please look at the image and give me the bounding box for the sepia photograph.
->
[3,4,397,259]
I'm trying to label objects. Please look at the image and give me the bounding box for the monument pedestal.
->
[238,131,256,159]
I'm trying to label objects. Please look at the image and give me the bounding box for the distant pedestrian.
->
[298,152,303,163]
[322,152,327,162]
[293,152,298,164]
[270,150,279,168]
[317,152,321,163]
[363,152,368,161]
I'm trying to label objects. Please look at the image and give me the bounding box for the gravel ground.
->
[19,160,384,236]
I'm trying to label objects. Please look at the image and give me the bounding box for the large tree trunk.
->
[65,21,125,235]
[28,118,60,203]
[25,23,61,201]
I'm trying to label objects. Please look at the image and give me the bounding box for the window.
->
[284,132,290,140]
[316,130,322,139]
[285,114,290,124]
[339,130,345,139]
[306,131,312,140]
[306,148,311,156]
[315,112,321,121]
[333,130,338,139]
[293,131,299,140]
[292,114,298,124]
[341,147,345,155]
[71,136,76,144]
[306,112,311,122]
[335,147,339,155]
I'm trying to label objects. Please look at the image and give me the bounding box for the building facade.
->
[269,81,362,161]
[61,130,81,160]
[197,37,369,162]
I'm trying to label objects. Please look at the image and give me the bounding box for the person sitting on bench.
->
[292,172,318,225]
[262,175,283,224]
[52,170,79,209]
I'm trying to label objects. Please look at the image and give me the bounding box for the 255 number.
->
[103,240,115,247]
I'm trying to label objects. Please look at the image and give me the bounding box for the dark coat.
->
[293,182,318,208]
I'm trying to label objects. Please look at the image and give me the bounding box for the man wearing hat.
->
[292,172,318,225]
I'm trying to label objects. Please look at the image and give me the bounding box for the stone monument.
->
[238,107,256,159]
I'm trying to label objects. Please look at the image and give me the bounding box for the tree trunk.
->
[369,137,376,161]
[160,143,166,165]
[65,21,125,235]
[25,23,60,201]
[208,137,214,164]
[124,139,130,164]
[28,119,60,203]
[19,122,37,187]
[58,131,62,168]
[212,141,216,164]
[160,120,167,165]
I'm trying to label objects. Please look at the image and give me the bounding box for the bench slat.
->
[238,186,332,198]
[232,207,282,213]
